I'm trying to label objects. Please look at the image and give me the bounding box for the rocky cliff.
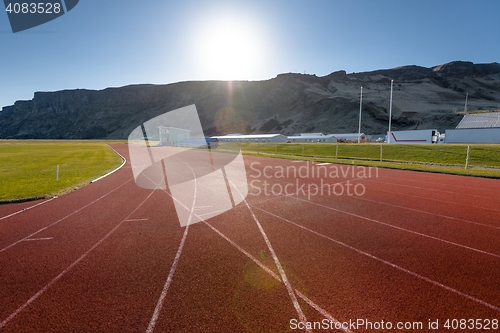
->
[1,61,500,139]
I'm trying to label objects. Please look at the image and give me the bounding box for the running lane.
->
[1,147,499,332]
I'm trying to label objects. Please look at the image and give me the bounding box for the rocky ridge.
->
[1,61,500,139]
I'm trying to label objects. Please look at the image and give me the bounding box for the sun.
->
[193,16,266,81]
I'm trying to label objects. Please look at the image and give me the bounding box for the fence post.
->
[465,145,470,169]
[56,165,59,180]
[380,144,383,162]
[257,141,259,154]
[335,142,339,159]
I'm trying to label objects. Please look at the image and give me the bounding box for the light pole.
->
[358,86,363,143]
[464,93,468,115]
[387,79,394,143]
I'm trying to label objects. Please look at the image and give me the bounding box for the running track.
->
[1,144,499,332]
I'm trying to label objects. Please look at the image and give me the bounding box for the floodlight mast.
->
[387,79,394,143]
[358,86,363,144]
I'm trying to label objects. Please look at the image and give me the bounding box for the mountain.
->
[1,61,500,139]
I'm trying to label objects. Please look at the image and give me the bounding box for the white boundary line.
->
[290,195,500,259]
[141,156,350,332]
[228,178,311,332]
[0,186,158,330]
[191,152,312,329]
[203,220,352,333]
[158,183,349,332]
[90,144,127,183]
[149,160,333,332]
[0,197,56,221]
[0,145,125,217]
[146,160,196,333]
[246,158,500,256]
[373,172,500,194]
[245,198,310,331]
[361,177,496,200]
[0,179,132,253]
[352,191,500,230]
[263,160,500,228]
[243,161,500,259]
[361,182,500,214]
[22,237,53,242]
[254,206,500,313]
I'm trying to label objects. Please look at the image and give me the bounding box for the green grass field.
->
[0,140,123,203]
[230,142,500,178]
[2,140,499,203]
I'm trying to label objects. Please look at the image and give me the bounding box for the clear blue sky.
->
[1,0,499,109]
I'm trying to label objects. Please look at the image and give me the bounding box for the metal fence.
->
[231,142,500,170]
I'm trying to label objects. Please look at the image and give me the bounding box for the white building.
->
[287,134,338,143]
[296,132,326,137]
[158,126,190,145]
[211,134,288,142]
[330,133,366,142]
[445,112,500,143]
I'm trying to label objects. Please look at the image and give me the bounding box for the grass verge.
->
[230,142,500,178]
[0,140,124,203]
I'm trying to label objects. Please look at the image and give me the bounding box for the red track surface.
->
[1,144,499,332]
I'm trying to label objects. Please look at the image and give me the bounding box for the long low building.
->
[445,112,500,143]
[213,133,339,143]
[211,134,288,142]
[445,128,500,143]
[287,134,338,143]
[330,133,365,142]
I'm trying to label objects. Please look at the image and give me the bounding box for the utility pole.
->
[358,86,363,144]
[387,79,394,143]
[464,93,468,115]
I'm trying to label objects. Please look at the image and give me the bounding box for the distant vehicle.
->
[387,129,440,144]
[179,137,219,149]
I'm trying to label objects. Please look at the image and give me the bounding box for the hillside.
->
[1,61,500,139]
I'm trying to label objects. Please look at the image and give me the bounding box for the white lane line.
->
[254,206,500,313]
[363,183,500,214]
[153,157,348,331]
[196,209,227,217]
[158,161,348,331]
[0,179,132,254]
[146,222,190,333]
[203,221,352,333]
[374,173,500,194]
[146,159,196,333]
[90,144,127,183]
[125,218,149,222]
[228,180,311,332]
[362,177,493,200]
[316,163,331,165]
[22,237,53,242]
[219,159,498,247]
[352,191,500,230]
[291,196,500,259]
[0,198,56,221]
[0,187,158,330]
